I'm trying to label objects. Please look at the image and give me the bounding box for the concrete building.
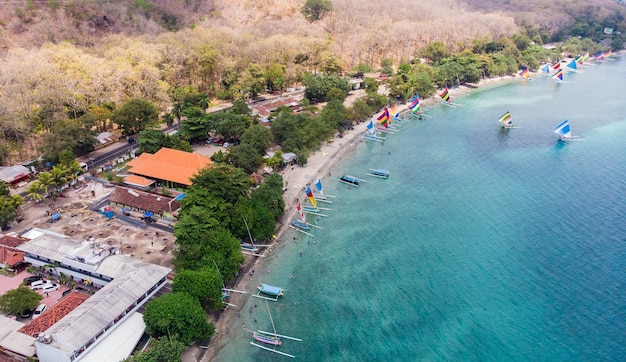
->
[17,234,171,362]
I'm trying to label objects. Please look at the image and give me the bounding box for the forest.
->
[0,0,623,165]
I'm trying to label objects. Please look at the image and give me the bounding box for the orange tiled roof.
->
[18,292,90,337]
[0,245,23,265]
[123,174,155,187]
[127,148,212,186]
[0,235,24,248]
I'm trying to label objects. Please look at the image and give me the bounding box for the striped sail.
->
[498,111,512,126]
[553,120,572,139]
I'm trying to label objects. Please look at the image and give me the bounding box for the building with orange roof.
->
[126,148,212,188]
[0,235,25,268]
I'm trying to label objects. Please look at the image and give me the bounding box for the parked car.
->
[30,280,46,290]
[42,283,59,293]
[23,275,42,285]
[32,304,47,319]
[20,309,33,318]
[222,142,230,148]
[205,137,214,145]
[213,138,224,146]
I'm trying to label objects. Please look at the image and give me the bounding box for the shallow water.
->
[214,57,626,361]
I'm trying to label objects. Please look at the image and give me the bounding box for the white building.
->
[17,234,171,362]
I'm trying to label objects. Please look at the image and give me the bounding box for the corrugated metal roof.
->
[46,257,169,351]
[17,235,171,354]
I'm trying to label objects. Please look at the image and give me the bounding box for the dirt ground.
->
[11,180,175,269]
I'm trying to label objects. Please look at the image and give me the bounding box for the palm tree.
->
[49,165,69,195]
[9,195,24,211]
[27,181,46,204]
[36,172,54,198]
[64,161,83,186]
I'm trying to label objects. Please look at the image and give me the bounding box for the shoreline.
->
[199,73,518,361]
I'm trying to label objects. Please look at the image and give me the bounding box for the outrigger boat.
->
[248,300,302,358]
[366,169,390,179]
[241,215,268,257]
[302,205,330,217]
[312,177,335,201]
[338,174,364,187]
[288,201,320,236]
[553,119,584,141]
[253,283,284,301]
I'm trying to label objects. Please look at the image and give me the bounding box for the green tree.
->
[229,144,263,174]
[123,337,185,362]
[230,99,251,117]
[421,41,449,63]
[138,130,167,154]
[172,269,223,310]
[240,125,272,155]
[0,183,9,197]
[214,113,250,141]
[362,77,379,95]
[0,197,18,229]
[0,286,43,315]
[143,293,214,346]
[111,98,159,137]
[250,173,285,221]
[265,63,286,93]
[302,0,332,22]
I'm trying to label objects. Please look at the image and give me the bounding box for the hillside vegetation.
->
[0,0,623,165]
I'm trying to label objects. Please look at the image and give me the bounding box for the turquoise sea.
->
[214,57,626,361]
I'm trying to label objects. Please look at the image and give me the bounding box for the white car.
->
[30,280,46,290]
[222,142,230,148]
[42,283,59,293]
[32,304,47,319]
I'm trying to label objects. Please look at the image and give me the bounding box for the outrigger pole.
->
[250,342,295,359]
[288,225,314,237]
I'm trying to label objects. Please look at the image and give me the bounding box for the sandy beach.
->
[198,75,517,361]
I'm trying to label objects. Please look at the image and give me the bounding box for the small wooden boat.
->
[291,219,310,230]
[366,169,389,179]
[253,283,284,301]
[338,174,363,187]
[253,331,282,346]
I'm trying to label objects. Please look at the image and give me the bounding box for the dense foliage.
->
[142,292,214,346]
[123,337,186,362]
[172,268,224,310]
[0,286,43,315]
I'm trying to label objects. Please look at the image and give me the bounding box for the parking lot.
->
[0,271,69,321]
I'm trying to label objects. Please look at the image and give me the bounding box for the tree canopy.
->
[0,286,43,315]
[172,268,224,310]
[111,98,160,137]
[143,292,214,346]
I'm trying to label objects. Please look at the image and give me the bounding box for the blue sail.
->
[315,178,323,194]
[567,59,577,70]
[540,63,550,73]
[553,120,572,138]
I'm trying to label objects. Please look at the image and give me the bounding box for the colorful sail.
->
[552,60,561,70]
[575,54,584,65]
[553,120,572,139]
[519,68,530,79]
[408,94,419,109]
[540,63,551,74]
[439,87,451,103]
[552,69,563,81]
[297,200,306,224]
[411,103,422,115]
[377,108,390,127]
[582,52,590,63]
[314,178,324,195]
[390,105,399,118]
[594,50,604,60]
[566,59,577,70]
[498,111,512,127]
[304,186,317,208]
